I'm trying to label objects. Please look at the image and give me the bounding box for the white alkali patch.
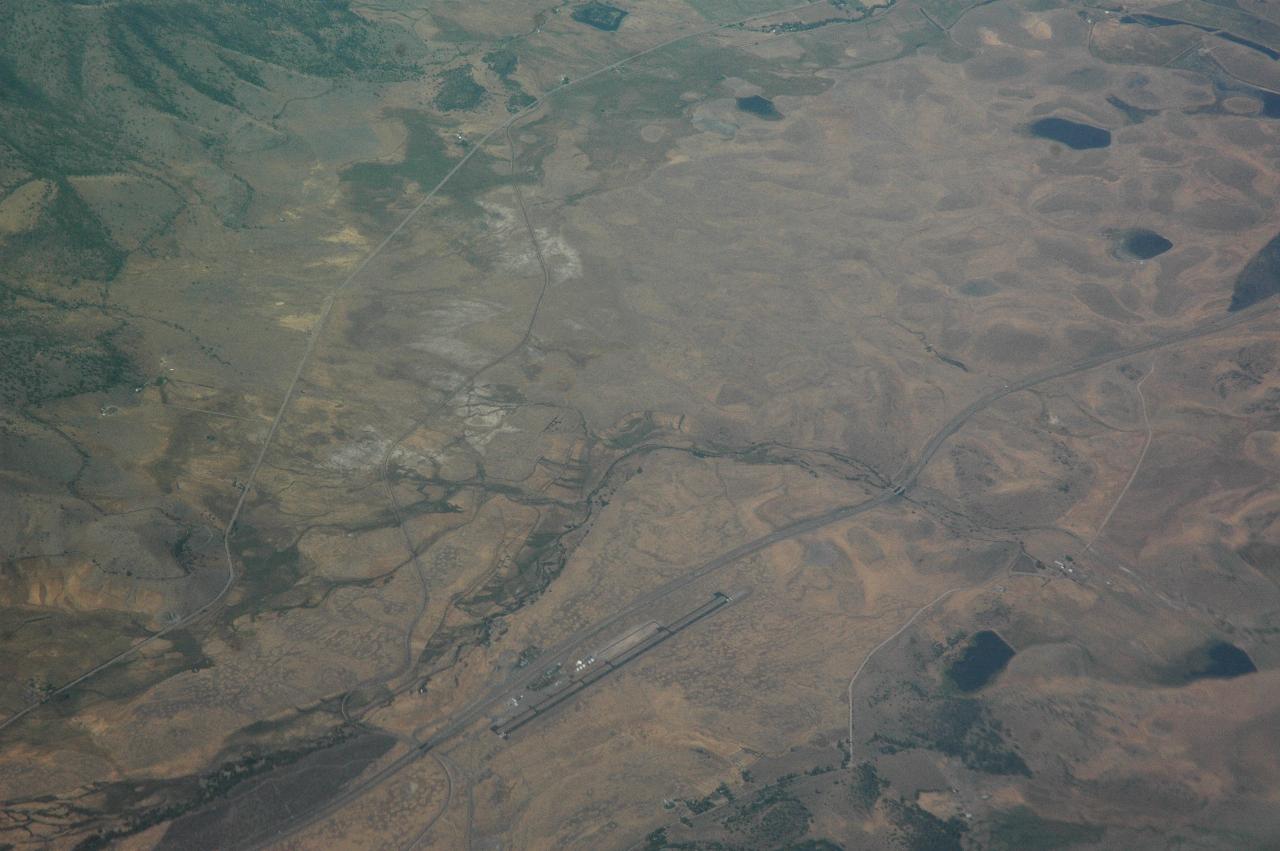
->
[480,200,582,283]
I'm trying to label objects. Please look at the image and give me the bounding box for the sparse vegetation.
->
[851,761,887,810]
[988,807,1105,850]
[0,288,140,406]
[484,48,518,78]
[434,65,485,111]
[5,0,1280,848]
[874,697,1030,776]
[73,728,393,849]
[885,799,968,851]
[571,2,628,31]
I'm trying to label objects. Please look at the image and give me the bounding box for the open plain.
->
[2,0,1280,847]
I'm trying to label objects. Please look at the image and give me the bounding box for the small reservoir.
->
[1029,117,1111,150]
[736,95,783,121]
[1230,232,1280,311]
[1182,642,1257,681]
[1114,228,1173,260]
[947,630,1016,692]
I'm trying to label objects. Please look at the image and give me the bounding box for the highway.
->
[493,592,736,737]
[1086,360,1156,551]
[0,0,843,737]
[242,291,1276,850]
[5,0,1278,843]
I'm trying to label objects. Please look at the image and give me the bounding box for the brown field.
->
[2,0,1280,847]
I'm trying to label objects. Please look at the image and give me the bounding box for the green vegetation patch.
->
[988,807,1105,850]
[571,2,629,31]
[227,527,303,617]
[457,519,578,615]
[557,37,831,178]
[725,797,812,846]
[105,0,426,83]
[924,697,1029,775]
[850,761,888,810]
[340,109,526,222]
[418,618,497,668]
[875,697,1030,776]
[484,48,519,78]
[340,110,455,216]
[641,830,738,851]
[483,46,539,113]
[508,91,538,112]
[0,0,428,239]
[605,411,659,449]
[0,179,126,285]
[682,782,734,814]
[74,0,425,125]
[0,320,137,406]
[434,65,486,111]
[885,799,968,851]
[75,726,392,849]
[0,282,141,406]
[0,607,148,714]
[111,5,239,109]
[71,626,210,710]
[719,774,812,846]
[642,828,670,850]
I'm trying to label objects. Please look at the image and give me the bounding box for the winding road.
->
[4,1,1278,848]
[0,0,843,737]
[243,293,1275,850]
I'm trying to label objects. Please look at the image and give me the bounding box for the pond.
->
[1231,231,1280,311]
[736,95,783,120]
[947,630,1016,692]
[1029,117,1111,150]
[1114,228,1173,260]
[1187,642,1257,680]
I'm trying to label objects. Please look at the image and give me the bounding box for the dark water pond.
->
[1029,117,1111,149]
[1256,89,1280,118]
[1231,231,1280,311]
[1107,94,1158,124]
[736,95,783,120]
[1228,83,1280,119]
[1119,13,1189,27]
[1178,641,1257,682]
[1194,81,1280,120]
[1116,228,1173,260]
[1219,32,1280,60]
[947,630,1016,692]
